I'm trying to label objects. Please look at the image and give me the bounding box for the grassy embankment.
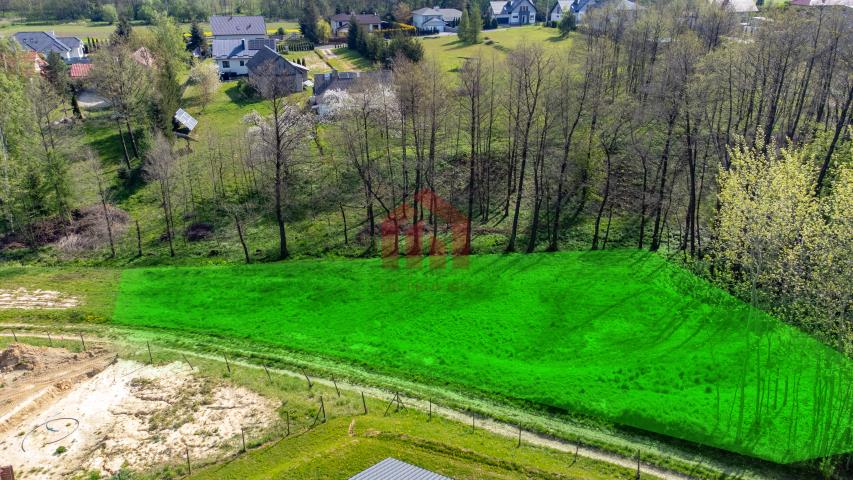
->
[110,250,853,464]
[0,332,643,480]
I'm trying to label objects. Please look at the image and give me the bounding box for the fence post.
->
[428,398,432,422]
[263,363,272,383]
[286,410,290,436]
[185,446,191,475]
[47,333,53,347]
[361,392,368,415]
[300,368,312,389]
[333,378,340,397]
[146,341,153,364]
[517,425,521,448]
[224,353,231,375]
[79,333,86,352]
[10,330,17,342]
[182,354,194,370]
[241,427,246,452]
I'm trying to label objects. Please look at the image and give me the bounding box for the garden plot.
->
[0,345,276,479]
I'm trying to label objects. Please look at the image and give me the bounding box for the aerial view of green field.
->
[113,250,853,464]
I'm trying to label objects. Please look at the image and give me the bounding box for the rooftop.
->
[348,458,450,480]
[209,15,267,36]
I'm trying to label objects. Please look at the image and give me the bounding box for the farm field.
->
[420,26,574,72]
[112,250,853,464]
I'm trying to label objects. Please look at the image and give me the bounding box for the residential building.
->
[246,45,309,93]
[489,0,538,26]
[212,38,277,76]
[436,8,463,23]
[549,0,574,22]
[12,32,85,62]
[329,13,382,36]
[209,15,268,40]
[209,15,275,76]
[412,7,464,32]
[412,8,448,32]
[69,63,93,80]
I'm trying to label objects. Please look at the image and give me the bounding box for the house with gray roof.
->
[329,13,382,36]
[247,45,309,93]
[212,38,277,76]
[13,32,85,62]
[210,15,268,40]
[489,0,537,26]
[412,8,448,32]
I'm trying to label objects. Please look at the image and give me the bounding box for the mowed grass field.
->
[420,26,574,72]
[112,250,853,464]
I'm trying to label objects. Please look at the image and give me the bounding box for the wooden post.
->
[10,330,17,342]
[135,220,142,257]
[185,446,191,474]
[320,395,326,421]
[224,353,231,375]
[517,425,521,448]
[300,368,312,389]
[182,354,194,370]
[471,412,475,432]
[286,411,290,436]
[146,341,153,364]
[333,378,340,397]
[361,392,368,415]
[383,394,396,417]
[636,449,641,479]
[47,333,53,347]
[241,427,246,452]
[428,398,432,422]
[263,363,272,383]
[79,333,86,352]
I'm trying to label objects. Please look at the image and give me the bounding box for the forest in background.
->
[0,0,851,396]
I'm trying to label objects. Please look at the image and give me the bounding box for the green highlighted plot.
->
[113,251,853,463]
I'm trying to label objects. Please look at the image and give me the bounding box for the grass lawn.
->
[189,415,640,480]
[284,49,331,74]
[0,18,297,38]
[0,267,119,322]
[112,250,853,464]
[322,47,374,71]
[420,26,574,72]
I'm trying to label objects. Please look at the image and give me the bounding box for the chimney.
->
[241,38,246,50]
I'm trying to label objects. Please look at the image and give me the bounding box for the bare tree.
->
[144,133,177,257]
[246,61,313,259]
[85,150,116,257]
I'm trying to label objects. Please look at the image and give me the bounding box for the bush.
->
[95,4,118,24]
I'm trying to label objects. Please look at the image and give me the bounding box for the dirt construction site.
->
[0,341,276,479]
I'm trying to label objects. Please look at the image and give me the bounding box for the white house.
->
[12,32,85,62]
[489,0,537,26]
[412,8,448,32]
[329,13,382,36]
[210,15,273,76]
[212,38,277,76]
[436,8,463,23]
[549,0,574,22]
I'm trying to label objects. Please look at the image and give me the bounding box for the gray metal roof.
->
[13,31,72,54]
[246,45,308,75]
[348,458,451,480]
[209,15,267,36]
[211,38,276,59]
[57,36,82,48]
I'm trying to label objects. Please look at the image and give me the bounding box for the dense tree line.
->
[0,2,850,362]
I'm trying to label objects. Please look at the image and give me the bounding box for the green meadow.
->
[112,250,853,464]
